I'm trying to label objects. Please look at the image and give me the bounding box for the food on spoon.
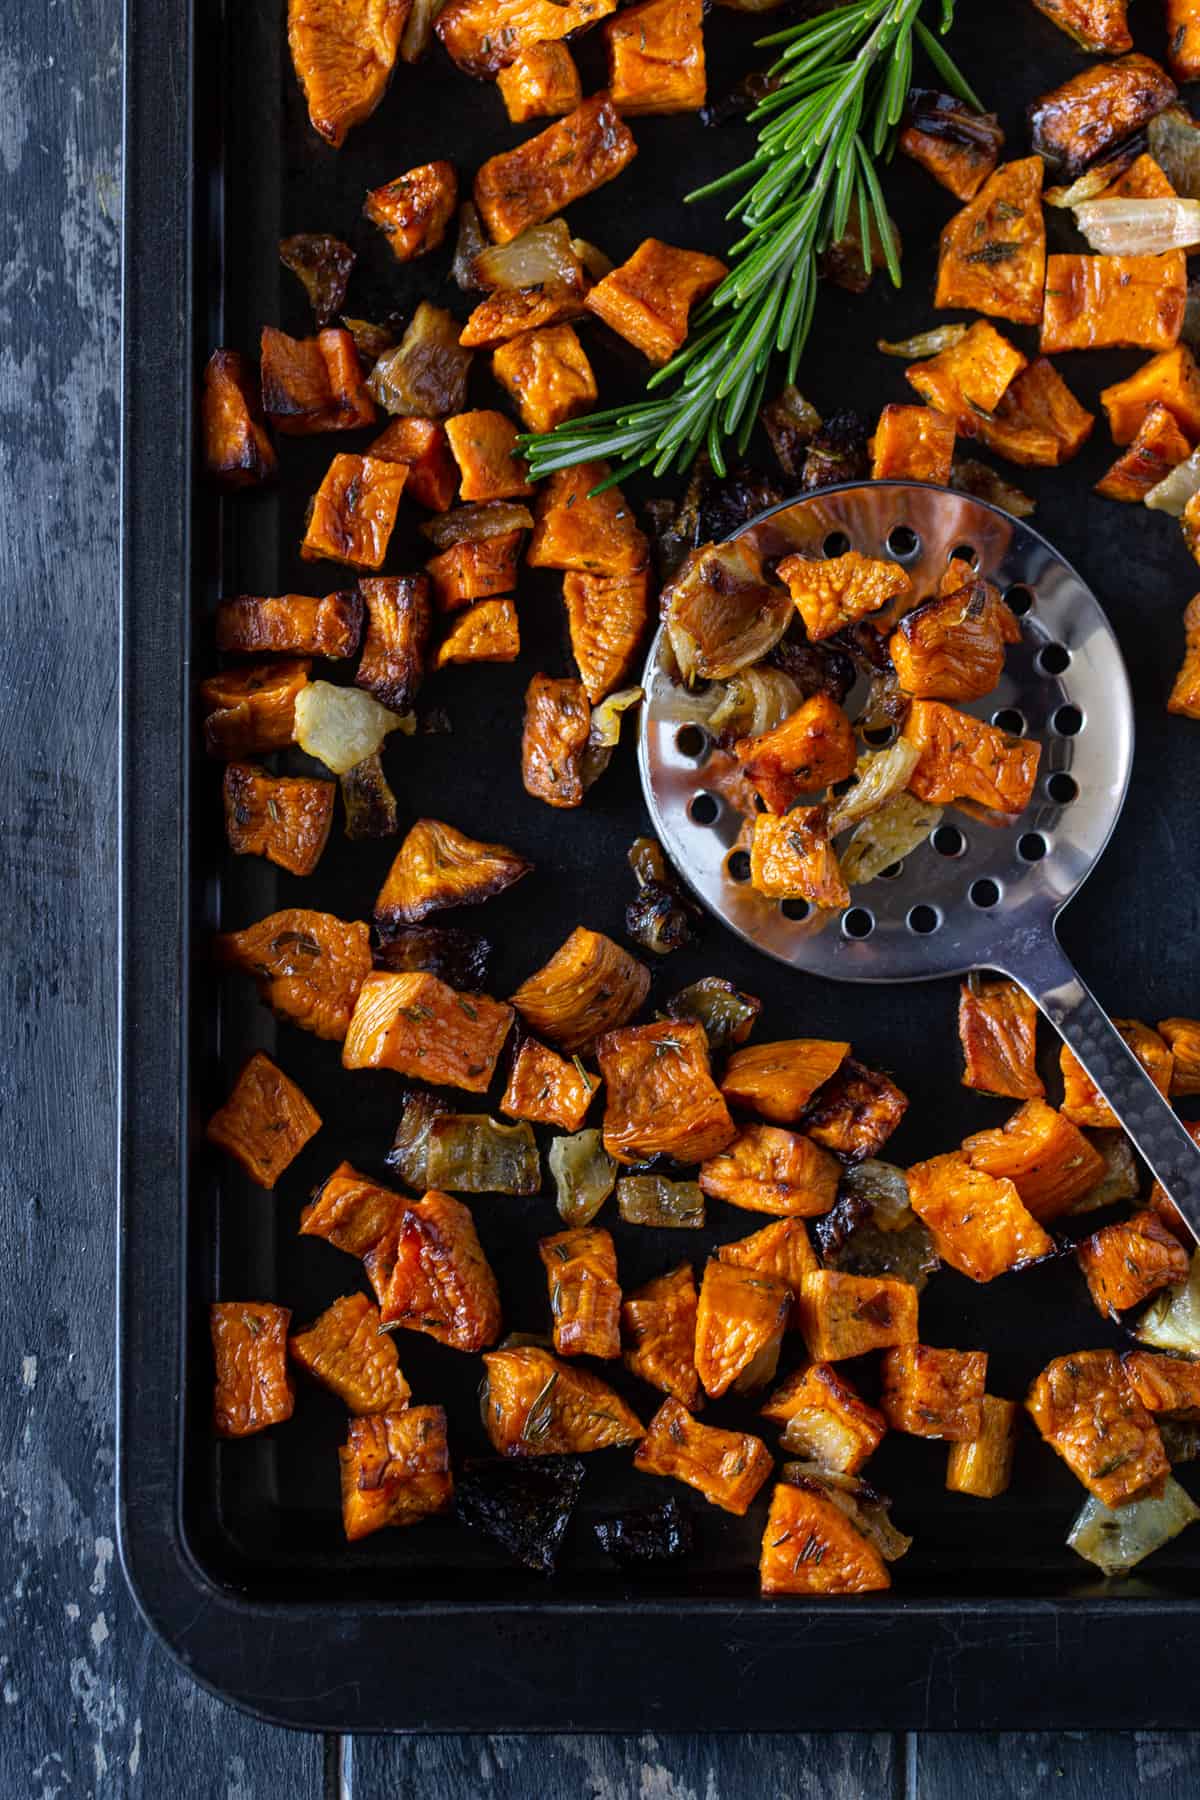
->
[492,324,597,434]
[604,0,705,116]
[480,1344,643,1455]
[380,1189,502,1350]
[300,454,409,568]
[869,405,956,483]
[436,0,617,78]
[597,1018,735,1164]
[586,239,725,366]
[370,416,459,511]
[762,1363,886,1474]
[221,764,335,876]
[1027,1349,1169,1507]
[364,162,458,261]
[889,580,1011,701]
[521,673,591,808]
[342,970,513,1091]
[260,327,375,434]
[879,1344,987,1441]
[497,43,582,122]
[289,1293,411,1413]
[962,1099,1105,1223]
[206,1051,322,1188]
[621,1263,700,1405]
[338,1407,453,1540]
[202,659,310,758]
[634,1397,772,1513]
[758,1477,891,1595]
[426,531,522,610]
[1060,1021,1173,1127]
[945,1394,1019,1498]
[902,699,1041,812]
[750,806,849,908]
[280,233,355,328]
[778,550,912,642]
[287,0,408,147]
[539,1225,621,1358]
[216,909,373,1042]
[899,89,1005,201]
[1096,403,1192,501]
[368,304,474,418]
[934,158,1046,326]
[664,539,792,680]
[527,462,648,576]
[211,1302,294,1437]
[201,350,277,489]
[734,694,857,811]
[796,1269,918,1361]
[355,574,432,710]
[474,96,637,244]
[215,590,363,658]
[511,925,650,1052]
[375,817,531,930]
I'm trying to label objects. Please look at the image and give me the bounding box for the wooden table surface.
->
[4,2,1200,1793]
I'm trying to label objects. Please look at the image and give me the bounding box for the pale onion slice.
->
[840,791,942,885]
[582,686,643,789]
[452,202,488,293]
[1065,1131,1140,1214]
[549,1128,617,1227]
[472,220,586,294]
[1044,142,1145,210]
[827,740,922,837]
[294,681,413,775]
[658,665,803,744]
[420,501,534,548]
[400,0,446,64]
[1073,197,1200,255]
[780,1465,912,1562]
[1145,445,1200,515]
[877,324,969,359]
[1068,1478,1200,1577]
[1135,1251,1200,1353]
[571,237,614,281]
[840,1159,912,1229]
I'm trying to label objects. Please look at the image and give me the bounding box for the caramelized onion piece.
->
[368,303,472,418]
[339,750,400,838]
[878,324,968,358]
[950,457,1037,519]
[452,203,488,292]
[373,925,493,991]
[760,385,822,479]
[400,0,447,64]
[549,1129,618,1227]
[664,978,762,1051]
[827,741,922,837]
[840,793,942,886]
[616,1176,706,1229]
[472,220,586,294]
[582,686,643,790]
[1069,1477,1200,1576]
[387,1090,541,1194]
[779,1464,911,1563]
[664,541,793,683]
[1149,107,1200,199]
[1145,444,1200,514]
[420,501,535,549]
[279,234,356,328]
[294,681,413,774]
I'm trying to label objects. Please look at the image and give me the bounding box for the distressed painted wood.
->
[912,1735,1200,1798]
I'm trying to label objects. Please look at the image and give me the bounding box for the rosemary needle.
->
[520,0,978,488]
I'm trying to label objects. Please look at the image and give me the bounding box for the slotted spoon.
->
[639,480,1200,1235]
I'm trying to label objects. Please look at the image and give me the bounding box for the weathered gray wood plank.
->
[912,1734,1200,1799]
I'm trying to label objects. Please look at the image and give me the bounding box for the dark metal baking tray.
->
[119,0,1200,1730]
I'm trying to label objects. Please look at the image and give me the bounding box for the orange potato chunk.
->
[975,359,1096,467]
[539,1225,621,1358]
[527,461,648,576]
[777,549,911,641]
[721,1039,850,1125]
[1096,402,1192,502]
[222,763,334,877]
[634,1397,772,1515]
[1102,153,1178,199]
[945,1394,1020,1498]
[796,1270,919,1362]
[605,0,704,116]
[699,1125,840,1218]
[355,573,432,711]
[426,532,522,612]
[492,324,597,437]
[1060,1020,1173,1128]
[750,808,849,910]
[889,580,1009,702]
[1169,594,1200,718]
[511,925,650,1052]
[1041,253,1187,354]
[436,0,617,78]
[907,1151,1052,1282]
[300,453,408,569]
[899,95,1003,203]
[1100,345,1200,445]
[444,410,534,503]
[1077,1208,1190,1316]
[300,1160,408,1258]
[958,976,1044,1099]
[202,656,310,758]
[880,1344,987,1441]
[718,1218,819,1327]
[287,0,409,148]
[962,1098,1105,1224]
[1123,1350,1200,1417]
[621,1263,699,1407]
[481,1344,642,1454]
[215,909,372,1043]
[870,405,956,484]
[201,349,277,489]
[1027,1349,1169,1507]
[1168,0,1200,80]
[375,817,530,932]
[903,699,1041,813]
[1029,55,1177,180]
[211,1302,294,1437]
[597,1018,736,1165]
[474,94,637,245]
[759,1479,890,1594]
[1159,1017,1200,1095]
[260,326,375,435]
[364,162,457,262]
[1030,0,1131,50]
[369,415,458,511]
[585,239,725,367]
[801,1058,909,1160]
[380,1189,502,1350]
[503,1035,596,1130]
[562,569,649,703]
[342,970,513,1091]
[497,43,582,122]
[521,673,590,809]
[460,286,589,350]
[289,1292,411,1413]
[761,1363,886,1475]
[206,1051,321,1188]
[935,158,1046,326]
[215,590,363,658]
[339,1407,452,1541]
[907,321,1028,418]
[435,598,520,666]
[734,694,857,812]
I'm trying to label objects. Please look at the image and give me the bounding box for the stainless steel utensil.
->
[639,481,1200,1234]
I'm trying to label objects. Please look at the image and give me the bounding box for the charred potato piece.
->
[427,532,523,611]
[1030,0,1131,51]
[375,816,530,930]
[539,1224,621,1358]
[339,1406,453,1541]
[365,162,457,262]
[1028,55,1177,180]
[1060,1020,1173,1128]
[1042,252,1187,354]
[201,658,310,759]
[597,1018,736,1165]
[492,324,597,434]
[718,1219,818,1327]
[907,1151,1052,1282]
[215,590,363,658]
[1097,402,1192,502]
[370,416,458,511]
[634,1397,772,1514]
[759,1478,890,1594]
[1100,346,1200,444]
[206,1051,321,1188]
[289,1292,411,1413]
[621,1263,699,1407]
[1159,1017,1200,1095]
[511,925,650,1053]
[211,1302,294,1437]
[460,286,589,350]
[899,89,1004,202]
[201,349,277,489]
[373,924,493,990]
[300,1160,408,1259]
[903,699,1041,812]
[734,693,856,812]
[443,411,533,504]
[1168,0,1200,81]
[750,808,849,910]
[342,970,514,1091]
[481,1344,643,1455]
[436,599,520,665]
[586,238,724,367]
[945,1394,1020,1498]
[802,1059,909,1161]
[699,1124,840,1218]
[721,1039,850,1126]
[280,232,355,329]
[1123,1349,1200,1417]
[870,405,956,484]
[287,0,409,148]
[503,1036,597,1131]
[380,1188,502,1350]
[474,95,637,245]
[889,581,1008,702]
[1171,593,1200,717]
[260,326,375,434]
[934,158,1046,327]
[527,461,648,576]
[796,1269,918,1362]
[958,976,1044,1099]
[962,1098,1105,1224]
[521,673,591,809]
[215,909,372,1042]
[563,569,649,704]
[1077,1208,1190,1317]
[497,43,582,122]
[355,573,432,711]
[605,0,704,116]
[778,549,912,642]
[437,0,617,79]
[880,1344,987,1441]
[762,1363,886,1475]
[907,321,1027,417]
[222,764,334,877]
[1028,1349,1169,1506]
[977,359,1095,467]
[301,454,408,569]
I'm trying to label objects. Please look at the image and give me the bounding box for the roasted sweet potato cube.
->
[562,569,649,704]
[474,95,637,245]
[492,324,597,434]
[511,926,650,1053]
[338,1406,453,1541]
[935,158,1046,327]
[201,658,310,759]
[907,1151,1052,1282]
[1028,55,1177,181]
[215,909,373,1042]
[880,1344,987,1441]
[899,90,1004,202]
[585,238,725,367]
[527,462,648,576]
[375,817,530,932]
[364,161,457,262]
[634,1398,772,1514]
[889,582,1009,702]
[750,808,849,910]
[300,1160,409,1257]
[260,326,375,434]
[355,573,431,711]
[946,1394,1020,1498]
[870,405,956,484]
[1060,1021,1173,1128]
[1030,0,1131,50]
[435,598,520,666]
[759,1479,890,1594]
[1096,402,1192,502]
[343,971,513,1091]
[215,591,363,658]
[761,1363,886,1475]
[206,1052,321,1188]
[287,0,409,148]
[1041,253,1186,354]
[1100,346,1200,445]
[962,1098,1106,1224]
[721,1039,850,1126]
[289,1292,411,1413]
[621,1264,699,1407]
[201,349,277,489]
[903,699,1041,812]
[380,1188,502,1350]
[1159,1017,1200,1095]
[597,1019,735,1165]
[801,1059,909,1160]
[734,694,856,812]
[699,1125,840,1218]
[1077,1208,1190,1317]
[426,533,522,612]
[907,321,1027,418]
[444,411,534,504]
[1028,1349,1169,1507]
[301,454,408,569]
[1169,594,1200,718]
[460,286,589,350]
[1123,1350,1200,1417]
[796,1270,919,1362]
[211,1302,294,1437]
[436,0,617,78]
[497,42,582,122]
[1168,0,1200,81]
[977,359,1095,467]
[481,1344,643,1455]
[369,415,458,511]
[222,763,334,877]
[959,977,1044,1099]
[778,550,911,642]
[539,1225,621,1358]
[503,1036,596,1131]
[718,1219,819,1328]
[521,673,591,809]
[605,0,704,116]
[1103,152,1178,199]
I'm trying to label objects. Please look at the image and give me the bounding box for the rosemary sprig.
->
[520,0,979,488]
